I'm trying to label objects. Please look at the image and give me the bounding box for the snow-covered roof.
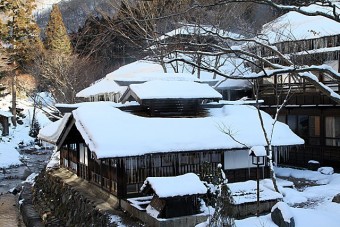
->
[215,78,252,89]
[158,24,243,41]
[229,180,283,205]
[76,78,126,98]
[106,61,163,80]
[127,81,222,100]
[140,173,207,198]
[39,102,304,159]
[0,110,13,118]
[38,113,71,144]
[249,146,267,157]
[261,10,340,43]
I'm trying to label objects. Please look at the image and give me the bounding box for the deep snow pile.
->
[234,167,340,227]
[0,93,53,168]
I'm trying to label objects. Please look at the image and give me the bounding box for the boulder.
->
[271,202,295,227]
[318,167,334,175]
[307,160,320,171]
[332,193,340,203]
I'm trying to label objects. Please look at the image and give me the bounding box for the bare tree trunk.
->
[11,70,17,127]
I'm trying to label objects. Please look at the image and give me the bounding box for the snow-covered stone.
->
[318,167,334,175]
[271,202,295,227]
[308,160,320,171]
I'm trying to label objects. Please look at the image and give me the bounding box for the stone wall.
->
[32,170,113,226]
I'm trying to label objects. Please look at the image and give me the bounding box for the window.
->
[69,143,77,151]
[297,115,309,138]
[63,158,68,167]
[79,143,85,164]
[287,115,321,145]
[309,116,321,145]
[325,117,340,146]
[287,115,297,132]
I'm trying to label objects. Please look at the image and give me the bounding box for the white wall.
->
[224,149,265,170]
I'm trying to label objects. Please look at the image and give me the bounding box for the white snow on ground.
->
[46,150,60,171]
[23,173,39,184]
[0,144,21,168]
[0,94,52,168]
[232,166,340,227]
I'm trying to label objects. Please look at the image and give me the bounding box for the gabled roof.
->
[39,102,304,159]
[106,60,170,82]
[120,80,222,103]
[38,113,72,145]
[261,9,340,43]
[76,78,125,98]
[140,173,207,198]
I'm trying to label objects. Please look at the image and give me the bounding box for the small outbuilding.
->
[140,173,207,218]
[0,110,13,136]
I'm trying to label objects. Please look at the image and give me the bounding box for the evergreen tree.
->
[45,4,72,55]
[0,0,43,126]
[0,0,43,64]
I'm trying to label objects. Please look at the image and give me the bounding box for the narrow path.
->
[0,193,24,227]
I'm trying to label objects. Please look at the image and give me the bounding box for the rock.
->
[332,193,340,203]
[308,160,320,171]
[271,202,295,227]
[318,167,334,175]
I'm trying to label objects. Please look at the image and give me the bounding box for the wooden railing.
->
[260,82,339,106]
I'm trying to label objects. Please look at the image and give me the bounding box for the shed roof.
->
[39,102,304,159]
[140,173,207,198]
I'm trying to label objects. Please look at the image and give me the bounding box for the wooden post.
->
[11,70,17,127]
[256,161,260,217]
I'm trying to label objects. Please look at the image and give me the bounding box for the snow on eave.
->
[140,173,207,198]
[38,113,71,144]
[129,80,222,100]
[69,103,303,159]
[76,78,124,98]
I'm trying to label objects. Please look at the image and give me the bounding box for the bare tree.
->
[27,51,99,104]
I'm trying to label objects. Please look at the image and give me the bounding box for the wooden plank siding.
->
[141,99,203,116]
[260,104,340,169]
[59,140,272,199]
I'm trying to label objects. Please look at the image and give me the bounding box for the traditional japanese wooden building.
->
[39,102,303,199]
[251,10,340,168]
